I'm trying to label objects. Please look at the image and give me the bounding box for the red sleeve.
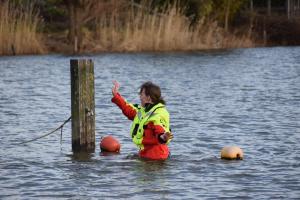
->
[112,93,137,120]
[142,122,165,145]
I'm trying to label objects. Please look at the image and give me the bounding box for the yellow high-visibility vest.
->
[129,103,170,150]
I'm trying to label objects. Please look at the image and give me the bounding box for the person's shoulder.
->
[155,104,169,116]
[129,103,142,112]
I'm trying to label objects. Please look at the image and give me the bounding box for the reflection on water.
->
[99,151,121,157]
[0,47,300,199]
[67,152,95,162]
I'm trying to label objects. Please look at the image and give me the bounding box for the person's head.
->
[139,81,165,107]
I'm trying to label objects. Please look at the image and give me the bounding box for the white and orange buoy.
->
[100,135,121,153]
[221,146,243,160]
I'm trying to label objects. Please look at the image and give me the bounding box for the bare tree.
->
[63,0,110,53]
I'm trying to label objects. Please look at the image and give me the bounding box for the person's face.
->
[140,89,152,107]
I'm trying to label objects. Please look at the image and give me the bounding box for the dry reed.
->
[0,1,44,55]
[88,1,253,52]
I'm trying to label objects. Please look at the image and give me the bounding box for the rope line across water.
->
[18,116,71,145]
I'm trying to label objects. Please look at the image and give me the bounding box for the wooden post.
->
[263,17,267,46]
[70,59,95,152]
[74,36,78,54]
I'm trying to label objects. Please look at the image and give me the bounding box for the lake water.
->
[0,47,300,199]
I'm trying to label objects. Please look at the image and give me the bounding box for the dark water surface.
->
[0,47,300,199]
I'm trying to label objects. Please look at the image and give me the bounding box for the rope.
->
[17,116,71,145]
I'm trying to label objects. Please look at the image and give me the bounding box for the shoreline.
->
[2,44,300,57]
[1,1,300,57]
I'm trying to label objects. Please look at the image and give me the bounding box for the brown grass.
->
[0,0,253,55]
[0,1,44,55]
[84,1,254,52]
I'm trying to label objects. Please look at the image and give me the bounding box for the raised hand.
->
[112,80,120,96]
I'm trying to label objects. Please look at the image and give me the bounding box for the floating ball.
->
[100,135,120,152]
[221,146,243,160]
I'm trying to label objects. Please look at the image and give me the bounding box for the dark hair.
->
[140,81,166,105]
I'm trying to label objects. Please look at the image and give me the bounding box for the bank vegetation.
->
[0,0,299,55]
[0,1,44,55]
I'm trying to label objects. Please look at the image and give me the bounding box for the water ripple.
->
[0,48,300,199]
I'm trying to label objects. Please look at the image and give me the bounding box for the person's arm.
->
[111,81,137,120]
[112,93,137,120]
[142,122,173,145]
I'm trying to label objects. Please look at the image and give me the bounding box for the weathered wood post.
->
[70,59,95,152]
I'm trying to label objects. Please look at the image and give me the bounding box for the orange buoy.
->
[221,146,243,160]
[100,135,121,152]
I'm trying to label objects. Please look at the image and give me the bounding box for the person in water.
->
[111,80,173,160]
